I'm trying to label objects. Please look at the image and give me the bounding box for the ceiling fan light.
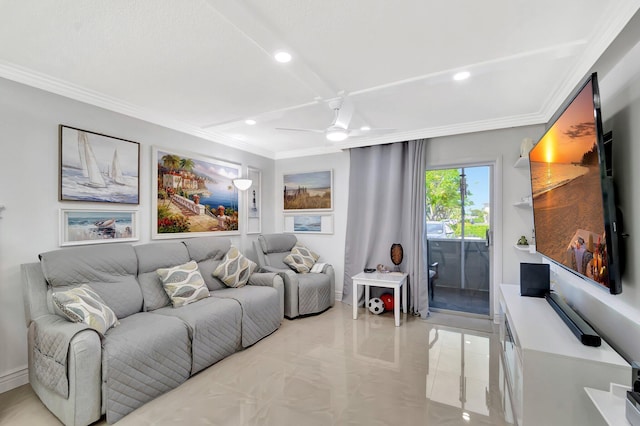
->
[326,129,348,142]
[233,178,252,191]
[245,119,256,125]
[360,126,371,131]
[274,51,292,63]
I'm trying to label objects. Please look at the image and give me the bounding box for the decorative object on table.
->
[60,209,138,246]
[376,264,390,273]
[390,243,404,271]
[517,235,529,246]
[59,125,140,204]
[367,298,385,314]
[380,293,394,311]
[363,267,376,273]
[283,170,333,211]
[152,147,241,239]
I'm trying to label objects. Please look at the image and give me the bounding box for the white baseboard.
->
[0,367,28,394]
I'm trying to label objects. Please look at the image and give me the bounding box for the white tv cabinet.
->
[499,284,630,425]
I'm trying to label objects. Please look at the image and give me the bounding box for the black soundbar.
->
[545,292,602,347]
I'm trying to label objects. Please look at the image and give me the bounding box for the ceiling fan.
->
[276,97,395,142]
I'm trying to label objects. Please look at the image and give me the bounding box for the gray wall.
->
[0,77,276,391]
[550,34,640,364]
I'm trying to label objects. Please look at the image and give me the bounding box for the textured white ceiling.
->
[0,1,638,158]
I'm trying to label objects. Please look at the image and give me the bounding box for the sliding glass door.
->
[426,165,492,316]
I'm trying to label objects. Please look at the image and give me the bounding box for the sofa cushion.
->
[157,260,209,307]
[213,246,257,288]
[283,243,320,273]
[152,297,242,374]
[213,286,280,347]
[102,312,191,423]
[182,236,230,291]
[259,233,297,254]
[39,244,142,319]
[134,242,190,311]
[52,284,118,335]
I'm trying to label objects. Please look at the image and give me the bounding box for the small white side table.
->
[352,271,408,326]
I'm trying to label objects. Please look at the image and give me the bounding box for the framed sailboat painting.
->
[59,125,140,204]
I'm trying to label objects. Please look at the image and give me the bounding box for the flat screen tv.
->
[528,72,622,294]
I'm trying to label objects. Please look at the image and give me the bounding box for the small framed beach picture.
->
[284,214,334,234]
[246,166,261,234]
[152,147,242,239]
[60,209,138,246]
[283,169,333,212]
[59,125,140,204]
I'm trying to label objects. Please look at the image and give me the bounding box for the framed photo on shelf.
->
[283,169,333,212]
[59,125,140,204]
[60,209,138,246]
[284,214,334,234]
[246,166,261,234]
[152,147,242,239]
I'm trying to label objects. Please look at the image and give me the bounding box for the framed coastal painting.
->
[60,209,138,246]
[283,169,333,212]
[284,214,334,234]
[152,147,242,239]
[59,125,140,204]
[246,166,261,234]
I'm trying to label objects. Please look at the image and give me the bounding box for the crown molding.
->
[0,61,277,159]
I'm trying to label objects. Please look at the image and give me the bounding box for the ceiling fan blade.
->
[334,97,354,129]
[275,127,324,133]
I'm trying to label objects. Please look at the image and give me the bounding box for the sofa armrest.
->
[28,317,102,426]
[322,264,336,307]
[248,272,285,320]
[258,265,289,274]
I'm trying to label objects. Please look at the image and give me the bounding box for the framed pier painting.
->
[59,125,140,204]
[283,169,333,212]
[152,147,242,239]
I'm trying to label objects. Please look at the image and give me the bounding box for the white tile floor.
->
[0,302,512,425]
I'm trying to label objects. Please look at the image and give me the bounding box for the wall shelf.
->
[513,200,532,208]
[514,157,529,168]
[513,244,536,253]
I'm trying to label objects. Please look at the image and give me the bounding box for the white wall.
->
[548,30,640,363]
[0,78,276,392]
[275,152,350,300]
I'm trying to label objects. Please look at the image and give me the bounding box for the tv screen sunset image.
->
[530,80,609,288]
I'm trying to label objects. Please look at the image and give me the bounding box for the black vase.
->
[390,243,403,271]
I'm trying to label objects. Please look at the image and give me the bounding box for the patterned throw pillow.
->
[283,243,320,273]
[157,260,210,308]
[213,246,257,288]
[52,284,119,335]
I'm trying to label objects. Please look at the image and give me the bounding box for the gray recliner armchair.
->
[253,234,335,319]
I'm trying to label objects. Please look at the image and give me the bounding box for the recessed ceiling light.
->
[245,119,256,126]
[360,126,371,131]
[453,71,470,81]
[274,51,292,63]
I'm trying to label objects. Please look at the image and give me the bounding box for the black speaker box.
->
[520,263,550,297]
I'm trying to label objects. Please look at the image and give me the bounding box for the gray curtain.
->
[342,139,429,317]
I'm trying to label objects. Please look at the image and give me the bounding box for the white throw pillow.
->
[52,284,119,335]
[283,243,320,273]
[157,260,210,308]
[213,246,257,288]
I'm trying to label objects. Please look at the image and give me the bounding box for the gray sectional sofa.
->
[21,236,284,426]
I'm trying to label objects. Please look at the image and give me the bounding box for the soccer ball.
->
[368,298,385,315]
